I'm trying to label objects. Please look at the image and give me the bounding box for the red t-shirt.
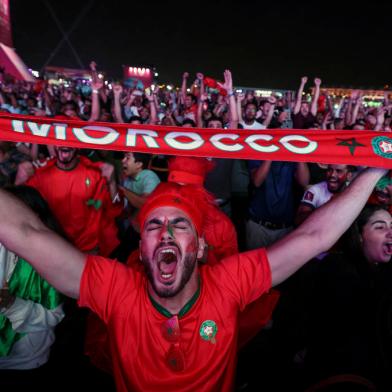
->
[79,249,271,392]
[183,104,198,122]
[27,156,120,254]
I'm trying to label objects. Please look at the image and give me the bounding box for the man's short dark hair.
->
[128,115,142,124]
[207,116,224,128]
[63,101,78,111]
[244,102,258,111]
[186,93,197,104]
[133,153,152,170]
[182,119,196,127]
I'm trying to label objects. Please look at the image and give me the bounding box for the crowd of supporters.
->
[0,62,391,391]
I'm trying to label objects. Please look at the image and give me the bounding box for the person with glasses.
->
[0,166,387,391]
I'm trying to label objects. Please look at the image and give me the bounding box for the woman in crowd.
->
[303,205,392,391]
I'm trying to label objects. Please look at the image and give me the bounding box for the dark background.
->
[9,0,392,89]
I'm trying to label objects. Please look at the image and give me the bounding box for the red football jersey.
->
[28,156,120,254]
[79,249,271,392]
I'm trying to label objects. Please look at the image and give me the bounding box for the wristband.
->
[92,89,99,94]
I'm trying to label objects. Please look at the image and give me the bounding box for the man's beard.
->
[141,253,196,298]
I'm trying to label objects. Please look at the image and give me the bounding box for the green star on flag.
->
[336,138,366,155]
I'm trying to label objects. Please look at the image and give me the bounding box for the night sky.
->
[9,0,392,90]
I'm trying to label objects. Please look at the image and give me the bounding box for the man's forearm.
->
[295,162,310,188]
[122,188,147,209]
[113,94,124,123]
[0,190,85,299]
[251,161,272,188]
[294,82,306,114]
[310,86,320,116]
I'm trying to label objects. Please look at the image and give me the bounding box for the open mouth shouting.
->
[383,241,392,257]
[155,246,181,284]
[56,147,76,163]
[327,178,339,190]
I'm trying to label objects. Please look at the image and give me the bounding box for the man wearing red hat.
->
[0,167,387,392]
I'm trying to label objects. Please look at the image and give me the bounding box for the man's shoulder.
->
[209,248,268,269]
[84,254,138,284]
[302,181,331,206]
[308,181,328,192]
[79,156,104,173]
[139,169,160,179]
[137,169,161,186]
[30,158,57,179]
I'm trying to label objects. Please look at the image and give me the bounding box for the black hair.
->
[128,115,142,124]
[0,141,13,154]
[186,93,197,104]
[132,152,152,170]
[182,119,196,127]
[207,116,224,128]
[244,101,258,111]
[62,100,78,112]
[27,96,38,105]
[344,204,389,264]
[4,185,67,239]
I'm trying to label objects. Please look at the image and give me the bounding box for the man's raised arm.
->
[293,76,307,114]
[0,189,85,298]
[267,167,388,286]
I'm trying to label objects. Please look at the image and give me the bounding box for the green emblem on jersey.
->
[86,199,102,210]
[199,320,217,344]
[372,136,392,159]
[85,177,91,187]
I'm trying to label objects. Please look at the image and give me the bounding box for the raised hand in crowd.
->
[145,86,158,125]
[197,92,209,128]
[321,112,334,130]
[90,61,97,72]
[349,90,363,126]
[112,83,124,123]
[345,89,359,126]
[180,71,189,104]
[236,92,245,123]
[196,72,205,97]
[311,77,322,117]
[90,60,98,83]
[218,70,238,128]
[89,79,104,122]
[293,76,308,115]
[262,95,277,128]
[374,106,387,131]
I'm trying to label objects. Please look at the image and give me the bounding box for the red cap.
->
[168,156,214,186]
